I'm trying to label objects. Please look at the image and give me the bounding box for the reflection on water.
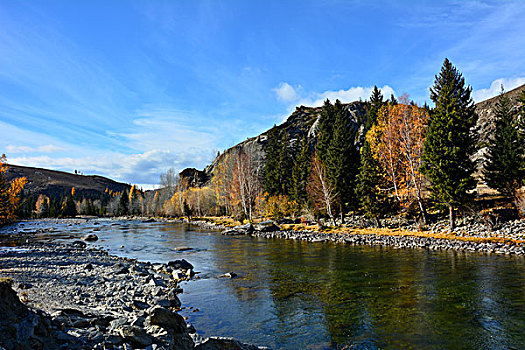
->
[2,220,524,349]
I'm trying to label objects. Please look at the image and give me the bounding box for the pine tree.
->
[326,100,360,216]
[118,190,129,216]
[315,99,336,161]
[292,135,311,205]
[264,129,282,195]
[421,58,478,230]
[60,196,77,217]
[484,87,525,198]
[356,140,385,225]
[366,86,384,130]
[278,132,293,194]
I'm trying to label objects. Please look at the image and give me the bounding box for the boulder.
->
[82,234,98,242]
[254,220,280,232]
[146,306,186,333]
[195,336,264,350]
[0,278,57,350]
[167,259,194,271]
[118,325,152,347]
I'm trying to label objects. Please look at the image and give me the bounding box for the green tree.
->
[264,128,282,195]
[366,86,384,130]
[60,196,77,217]
[291,135,311,205]
[315,99,336,161]
[421,58,478,230]
[356,140,385,225]
[326,100,360,216]
[118,190,129,216]
[484,87,525,198]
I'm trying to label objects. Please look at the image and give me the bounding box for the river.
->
[2,219,525,349]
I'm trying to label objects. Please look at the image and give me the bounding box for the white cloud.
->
[274,82,301,102]
[472,77,525,102]
[299,85,396,107]
[274,82,396,109]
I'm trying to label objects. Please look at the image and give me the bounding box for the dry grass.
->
[277,223,524,246]
[197,216,524,246]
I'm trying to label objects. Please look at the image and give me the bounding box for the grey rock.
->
[118,325,152,347]
[82,234,99,242]
[146,306,186,333]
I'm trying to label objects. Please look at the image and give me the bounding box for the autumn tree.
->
[0,155,28,224]
[484,87,525,199]
[307,154,337,225]
[231,150,261,220]
[421,58,478,230]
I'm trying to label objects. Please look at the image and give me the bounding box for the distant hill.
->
[4,164,131,199]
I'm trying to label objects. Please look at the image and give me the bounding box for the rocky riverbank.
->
[0,240,266,350]
[194,217,525,256]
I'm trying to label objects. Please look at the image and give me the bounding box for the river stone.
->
[254,220,280,232]
[195,336,263,350]
[82,234,99,242]
[112,263,129,275]
[146,306,186,333]
[167,259,194,271]
[118,325,152,347]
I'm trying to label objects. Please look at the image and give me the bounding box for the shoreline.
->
[0,234,266,350]
[190,218,525,256]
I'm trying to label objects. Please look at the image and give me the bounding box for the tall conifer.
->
[366,86,383,129]
[484,87,525,198]
[356,141,385,224]
[326,100,360,215]
[292,135,311,205]
[421,58,478,229]
[264,129,281,195]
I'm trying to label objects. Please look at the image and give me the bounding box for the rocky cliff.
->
[199,101,367,185]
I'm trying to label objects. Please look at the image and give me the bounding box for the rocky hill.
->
[200,101,367,185]
[189,84,524,186]
[4,164,131,199]
[473,83,525,172]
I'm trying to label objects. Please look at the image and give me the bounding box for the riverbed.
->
[1,219,525,349]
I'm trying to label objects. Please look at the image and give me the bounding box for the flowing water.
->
[1,219,525,349]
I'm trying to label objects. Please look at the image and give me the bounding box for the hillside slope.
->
[5,164,130,198]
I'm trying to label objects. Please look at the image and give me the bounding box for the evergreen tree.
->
[315,99,336,161]
[264,129,282,195]
[326,100,360,215]
[484,87,525,198]
[356,140,385,224]
[118,190,129,216]
[366,86,384,130]
[60,196,77,217]
[421,58,478,230]
[291,135,311,205]
[388,94,398,105]
[278,132,293,194]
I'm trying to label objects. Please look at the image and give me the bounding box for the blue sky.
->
[1,0,524,188]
